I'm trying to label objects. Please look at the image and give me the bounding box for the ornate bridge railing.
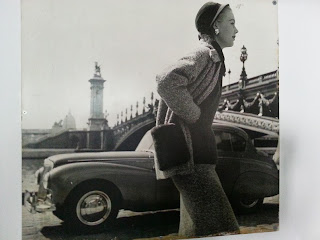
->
[214,110,279,136]
[112,70,279,146]
[221,70,278,94]
[113,111,155,146]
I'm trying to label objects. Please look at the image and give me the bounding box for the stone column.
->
[88,73,107,131]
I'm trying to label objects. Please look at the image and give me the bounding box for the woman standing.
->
[155,2,240,237]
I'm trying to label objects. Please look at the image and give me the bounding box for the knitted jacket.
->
[155,40,225,179]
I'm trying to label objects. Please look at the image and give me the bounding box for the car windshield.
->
[135,130,155,152]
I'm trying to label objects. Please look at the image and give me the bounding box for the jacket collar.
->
[199,39,224,62]
[199,39,226,76]
[210,41,225,62]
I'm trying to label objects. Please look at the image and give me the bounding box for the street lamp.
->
[228,69,231,85]
[239,45,248,88]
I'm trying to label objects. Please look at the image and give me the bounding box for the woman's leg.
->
[172,164,239,237]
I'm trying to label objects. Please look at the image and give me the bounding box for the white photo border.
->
[1,0,320,239]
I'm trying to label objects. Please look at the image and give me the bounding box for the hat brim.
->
[209,4,229,27]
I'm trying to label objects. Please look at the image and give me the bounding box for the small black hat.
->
[195,2,229,34]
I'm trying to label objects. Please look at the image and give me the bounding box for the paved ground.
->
[23,199,279,240]
[22,159,279,240]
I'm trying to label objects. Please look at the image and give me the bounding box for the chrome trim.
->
[42,172,50,189]
[68,157,150,163]
[240,198,259,208]
[23,190,56,214]
[76,190,112,226]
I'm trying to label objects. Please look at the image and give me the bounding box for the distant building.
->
[23,111,77,146]
[63,111,76,130]
[51,120,63,134]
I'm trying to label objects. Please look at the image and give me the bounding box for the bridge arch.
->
[114,118,156,151]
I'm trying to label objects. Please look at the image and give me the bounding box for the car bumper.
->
[22,190,56,213]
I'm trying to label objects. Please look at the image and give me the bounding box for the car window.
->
[214,131,232,152]
[230,133,246,152]
[135,130,154,151]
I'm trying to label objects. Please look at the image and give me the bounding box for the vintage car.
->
[24,123,279,232]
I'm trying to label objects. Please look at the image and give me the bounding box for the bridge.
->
[24,70,279,153]
[111,110,278,151]
[214,111,278,137]
[111,70,279,150]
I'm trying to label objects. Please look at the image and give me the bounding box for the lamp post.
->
[228,69,231,85]
[239,45,248,88]
[136,101,139,117]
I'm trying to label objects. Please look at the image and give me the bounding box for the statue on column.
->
[95,62,101,77]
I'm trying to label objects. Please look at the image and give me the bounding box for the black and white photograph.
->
[20,0,280,239]
[5,0,320,240]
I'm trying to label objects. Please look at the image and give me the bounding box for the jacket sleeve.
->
[156,47,210,124]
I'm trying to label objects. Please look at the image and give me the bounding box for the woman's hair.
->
[198,5,232,42]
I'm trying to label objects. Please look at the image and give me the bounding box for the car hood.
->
[47,151,153,167]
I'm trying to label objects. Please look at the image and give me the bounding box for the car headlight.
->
[43,172,50,189]
[44,159,54,170]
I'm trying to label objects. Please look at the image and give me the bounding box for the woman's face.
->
[214,8,238,49]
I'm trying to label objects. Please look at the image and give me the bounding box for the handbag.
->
[151,123,190,171]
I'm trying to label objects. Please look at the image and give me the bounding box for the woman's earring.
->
[215,28,219,35]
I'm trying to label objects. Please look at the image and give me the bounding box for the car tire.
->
[53,206,65,220]
[63,181,121,233]
[231,197,263,214]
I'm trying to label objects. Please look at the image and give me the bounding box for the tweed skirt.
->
[172,164,239,237]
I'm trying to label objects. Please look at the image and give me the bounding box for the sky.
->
[21,0,279,129]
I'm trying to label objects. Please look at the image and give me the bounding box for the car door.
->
[106,157,157,211]
[139,136,180,210]
[214,130,243,196]
[155,177,180,209]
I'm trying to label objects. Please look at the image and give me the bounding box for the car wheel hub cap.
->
[240,199,259,208]
[76,190,112,226]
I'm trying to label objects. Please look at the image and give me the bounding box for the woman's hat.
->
[195,2,229,34]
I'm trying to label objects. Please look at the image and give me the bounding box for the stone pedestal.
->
[88,74,107,131]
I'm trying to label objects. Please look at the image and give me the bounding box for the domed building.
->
[63,111,76,130]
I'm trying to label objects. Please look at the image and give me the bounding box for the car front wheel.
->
[232,198,263,214]
[63,182,121,233]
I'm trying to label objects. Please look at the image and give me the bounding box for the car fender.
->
[232,167,279,200]
[48,162,156,209]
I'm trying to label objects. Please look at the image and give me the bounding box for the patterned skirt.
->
[172,164,239,237]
